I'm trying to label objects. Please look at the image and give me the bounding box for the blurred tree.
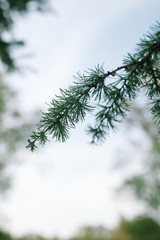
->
[17,234,46,240]
[118,103,160,219]
[69,226,110,240]
[0,73,32,196]
[26,22,160,151]
[111,216,160,240]
[0,229,12,240]
[0,0,50,71]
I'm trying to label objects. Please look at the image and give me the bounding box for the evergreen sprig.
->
[27,21,160,151]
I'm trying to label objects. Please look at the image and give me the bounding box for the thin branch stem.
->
[148,60,159,87]
[90,42,160,134]
[26,41,160,149]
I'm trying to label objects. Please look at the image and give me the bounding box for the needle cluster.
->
[27,22,160,151]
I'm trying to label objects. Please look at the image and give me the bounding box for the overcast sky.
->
[1,0,160,238]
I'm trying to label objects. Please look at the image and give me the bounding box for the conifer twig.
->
[26,22,160,150]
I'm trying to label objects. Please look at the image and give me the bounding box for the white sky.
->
[1,0,160,238]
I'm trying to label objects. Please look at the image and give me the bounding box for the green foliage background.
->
[0,74,33,196]
[0,0,50,71]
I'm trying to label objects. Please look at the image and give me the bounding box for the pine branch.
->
[88,42,160,143]
[26,63,137,150]
[26,22,160,150]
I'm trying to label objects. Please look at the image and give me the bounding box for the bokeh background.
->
[0,0,160,239]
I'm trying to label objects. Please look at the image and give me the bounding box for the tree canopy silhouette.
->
[0,0,50,71]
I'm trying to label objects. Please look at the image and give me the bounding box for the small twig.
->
[92,42,160,132]
[26,41,160,149]
[147,60,159,86]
